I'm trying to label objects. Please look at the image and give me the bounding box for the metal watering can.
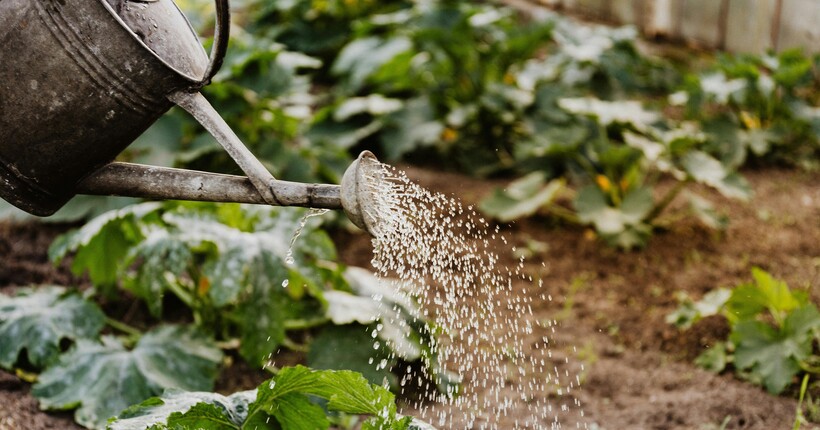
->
[0,0,382,234]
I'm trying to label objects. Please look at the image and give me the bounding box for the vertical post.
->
[717,0,731,49]
[771,0,783,51]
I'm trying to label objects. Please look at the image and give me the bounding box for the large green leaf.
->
[557,97,659,129]
[111,366,422,430]
[680,151,751,200]
[686,192,728,230]
[379,96,444,161]
[730,305,820,394]
[575,186,652,231]
[725,267,805,324]
[250,366,412,430]
[0,287,105,369]
[33,325,222,429]
[665,288,731,330]
[49,203,162,289]
[479,173,564,222]
[308,324,397,388]
[123,229,194,317]
[332,36,413,91]
[109,390,256,430]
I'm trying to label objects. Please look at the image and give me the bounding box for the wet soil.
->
[1,166,818,429]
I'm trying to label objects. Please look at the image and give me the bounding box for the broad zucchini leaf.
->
[574,185,653,248]
[49,203,162,290]
[686,192,728,230]
[725,266,805,324]
[109,390,255,430]
[33,325,222,429]
[332,36,413,92]
[731,305,820,394]
[666,288,731,329]
[479,173,564,222]
[308,324,397,388]
[0,286,105,369]
[123,228,194,316]
[557,97,659,129]
[680,151,751,200]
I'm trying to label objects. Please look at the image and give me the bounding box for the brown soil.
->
[1,166,818,429]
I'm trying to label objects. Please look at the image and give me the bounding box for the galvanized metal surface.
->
[0,0,224,215]
[0,0,378,231]
[341,151,382,235]
[77,162,344,209]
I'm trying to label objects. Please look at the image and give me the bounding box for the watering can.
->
[0,0,382,234]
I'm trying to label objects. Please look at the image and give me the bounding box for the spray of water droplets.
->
[358,159,586,429]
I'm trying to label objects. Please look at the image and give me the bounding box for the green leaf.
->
[380,97,445,161]
[681,150,726,185]
[479,174,564,222]
[557,97,659,129]
[731,306,820,394]
[234,288,287,367]
[313,370,395,416]
[666,288,731,329]
[123,229,193,317]
[49,203,161,288]
[33,325,222,429]
[725,267,804,323]
[619,187,654,224]
[270,393,330,430]
[0,286,105,369]
[109,390,255,430]
[308,324,397,388]
[333,36,413,91]
[680,151,751,200]
[249,367,331,428]
[575,186,653,238]
[686,193,728,230]
[695,342,728,373]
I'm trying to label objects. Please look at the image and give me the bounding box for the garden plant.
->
[0,0,819,428]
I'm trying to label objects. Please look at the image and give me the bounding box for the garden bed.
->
[2,164,817,429]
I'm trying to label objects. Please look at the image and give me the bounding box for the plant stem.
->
[646,180,688,223]
[281,336,310,353]
[546,203,582,225]
[284,317,329,330]
[105,317,142,337]
[793,374,810,430]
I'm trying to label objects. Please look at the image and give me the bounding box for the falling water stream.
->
[352,161,585,429]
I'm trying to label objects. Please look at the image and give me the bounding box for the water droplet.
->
[281,279,289,288]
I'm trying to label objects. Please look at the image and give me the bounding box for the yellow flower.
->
[441,127,459,143]
[503,72,516,85]
[595,174,611,192]
[740,111,761,130]
[198,276,211,296]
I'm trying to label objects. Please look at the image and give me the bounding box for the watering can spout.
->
[75,150,384,236]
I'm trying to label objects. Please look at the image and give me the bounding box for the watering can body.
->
[0,0,220,216]
[0,0,368,228]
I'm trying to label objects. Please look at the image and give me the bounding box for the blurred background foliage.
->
[161,0,816,248]
[3,0,819,236]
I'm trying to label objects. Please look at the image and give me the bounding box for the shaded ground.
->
[1,166,818,429]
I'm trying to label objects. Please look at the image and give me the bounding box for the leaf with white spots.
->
[0,286,105,369]
[32,325,222,429]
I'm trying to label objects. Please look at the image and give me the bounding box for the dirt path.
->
[1,166,818,429]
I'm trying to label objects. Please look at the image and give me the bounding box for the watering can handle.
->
[197,0,230,88]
